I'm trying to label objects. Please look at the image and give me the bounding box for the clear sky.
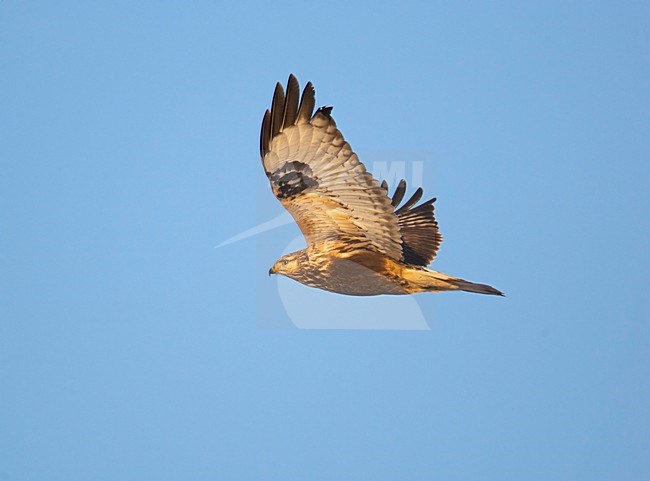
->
[1,1,649,480]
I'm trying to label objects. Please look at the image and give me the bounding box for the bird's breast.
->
[293,252,409,296]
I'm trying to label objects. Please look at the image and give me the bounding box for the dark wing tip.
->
[260,109,271,158]
[282,74,300,128]
[262,75,317,159]
[413,196,437,209]
[297,81,316,124]
[394,187,423,214]
[392,182,443,266]
[391,179,407,207]
[270,82,285,137]
[316,105,333,118]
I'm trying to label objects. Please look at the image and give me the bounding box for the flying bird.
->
[262,75,503,297]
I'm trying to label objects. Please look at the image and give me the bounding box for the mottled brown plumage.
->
[262,75,503,297]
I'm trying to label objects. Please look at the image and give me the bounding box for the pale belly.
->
[296,256,410,296]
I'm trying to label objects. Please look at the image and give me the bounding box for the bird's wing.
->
[381,179,443,266]
[260,75,403,259]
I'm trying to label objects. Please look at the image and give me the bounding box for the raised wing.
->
[381,179,443,266]
[260,75,403,259]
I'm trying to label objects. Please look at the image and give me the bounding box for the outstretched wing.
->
[381,179,443,266]
[260,75,403,259]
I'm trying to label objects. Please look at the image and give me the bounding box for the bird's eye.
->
[282,260,288,265]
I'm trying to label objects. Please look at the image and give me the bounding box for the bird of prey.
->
[262,75,503,297]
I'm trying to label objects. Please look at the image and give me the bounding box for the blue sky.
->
[1,1,649,480]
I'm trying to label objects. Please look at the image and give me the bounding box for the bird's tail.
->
[407,268,504,296]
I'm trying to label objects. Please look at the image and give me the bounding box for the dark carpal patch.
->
[269,161,318,199]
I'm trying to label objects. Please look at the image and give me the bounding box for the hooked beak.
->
[268,266,275,276]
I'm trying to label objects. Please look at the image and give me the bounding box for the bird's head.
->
[269,250,307,278]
